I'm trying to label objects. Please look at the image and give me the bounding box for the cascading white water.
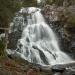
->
[7,7,72,66]
[37,0,41,3]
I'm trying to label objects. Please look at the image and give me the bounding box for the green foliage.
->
[0,40,5,57]
[62,8,75,26]
[0,0,38,28]
[45,0,53,5]
[0,0,21,28]
[45,0,63,5]
[22,0,37,7]
[67,14,75,26]
[42,0,63,6]
[44,0,75,6]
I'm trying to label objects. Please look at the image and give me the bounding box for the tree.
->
[0,0,22,53]
[22,0,37,7]
[0,0,21,28]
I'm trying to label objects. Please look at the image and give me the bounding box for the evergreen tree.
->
[0,0,21,28]
[22,0,37,7]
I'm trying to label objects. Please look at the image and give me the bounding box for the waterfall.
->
[37,0,41,3]
[7,7,72,66]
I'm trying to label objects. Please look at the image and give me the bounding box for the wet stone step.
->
[51,63,75,75]
[51,65,65,73]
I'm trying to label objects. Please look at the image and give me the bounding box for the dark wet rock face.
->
[42,5,75,59]
[52,65,65,73]
[42,5,64,51]
[64,26,75,58]
[8,31,22,50]
[7,13,26,50]
[0,29,5,34]
[51,63,75,75]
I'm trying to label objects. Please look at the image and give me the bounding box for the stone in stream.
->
[51,63,75,75]
[51,65,65,73]
[53,72,62,75]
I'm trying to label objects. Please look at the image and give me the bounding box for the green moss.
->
[59,8,75,27]
[67,14,75,26]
